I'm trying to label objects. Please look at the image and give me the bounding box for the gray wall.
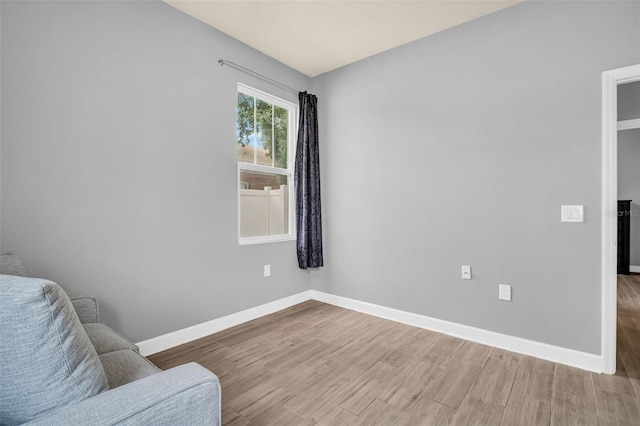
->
[618,129,640,267]
[3,0,639,355]
[618,81,640,121]
[0,0,311,341]
[311,1,640,355]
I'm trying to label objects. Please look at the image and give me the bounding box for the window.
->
[237,84,297,244]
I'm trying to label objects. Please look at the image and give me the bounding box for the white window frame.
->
[237,83,297,245]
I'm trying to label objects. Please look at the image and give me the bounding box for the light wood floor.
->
[149,274,640,425]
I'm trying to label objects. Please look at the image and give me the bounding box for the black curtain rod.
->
[218,59,300,95]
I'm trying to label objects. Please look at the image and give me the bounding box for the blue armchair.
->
[0,266,220,425]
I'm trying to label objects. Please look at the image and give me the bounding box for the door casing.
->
[601,64,640,374]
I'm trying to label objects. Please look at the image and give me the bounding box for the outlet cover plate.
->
[499,284,511,301]
[461,265,472,280]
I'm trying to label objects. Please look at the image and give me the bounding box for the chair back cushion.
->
[0,275,109,425]
[0,252,27,277]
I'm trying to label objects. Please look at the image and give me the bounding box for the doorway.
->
[602,64,640,374]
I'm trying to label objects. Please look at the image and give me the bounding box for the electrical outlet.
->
[264,265,271,277]
[461,265,472,280]
[499,284,511,301]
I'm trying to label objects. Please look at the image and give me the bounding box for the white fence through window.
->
[239,185,289,238]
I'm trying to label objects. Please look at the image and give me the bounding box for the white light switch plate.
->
[264,265,271,277]
[561,205,584,222]
[499,284,511,301]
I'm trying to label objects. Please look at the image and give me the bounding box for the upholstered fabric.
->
[0,275,109,425]
[99,350,161,389]
[26,363,221,426]
[71,297,99,323]
[1,274,220,425]
[85,323,139,355]
[0,252,27,277]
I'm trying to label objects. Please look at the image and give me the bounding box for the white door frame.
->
[602,64,640,374]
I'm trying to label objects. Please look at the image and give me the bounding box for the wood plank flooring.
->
[149,274,640,425]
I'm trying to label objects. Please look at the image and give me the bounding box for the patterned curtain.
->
[294,92,323,269]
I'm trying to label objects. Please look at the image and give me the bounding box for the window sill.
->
[239,234,296,245]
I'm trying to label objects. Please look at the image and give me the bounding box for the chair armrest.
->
[27,363,220,426]
[70,297,99,323]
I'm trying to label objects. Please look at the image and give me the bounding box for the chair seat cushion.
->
[99,350,161,389]
[83,323,139,355]
[0,275,108,425]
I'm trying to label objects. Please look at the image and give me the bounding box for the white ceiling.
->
[166,1,519,78]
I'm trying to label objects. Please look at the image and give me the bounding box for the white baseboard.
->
[311,290,604,373]
[137,288,604,373]
[137,290,312,356]
[630,265,640,273]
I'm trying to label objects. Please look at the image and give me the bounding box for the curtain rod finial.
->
[218,59,224,66]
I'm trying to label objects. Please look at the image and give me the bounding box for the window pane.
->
[274,106,288,169]
[237,93,255,163]
[256,99,273,166]
[239,170,289,238]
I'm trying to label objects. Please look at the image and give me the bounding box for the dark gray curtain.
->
[295,92,323,269]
